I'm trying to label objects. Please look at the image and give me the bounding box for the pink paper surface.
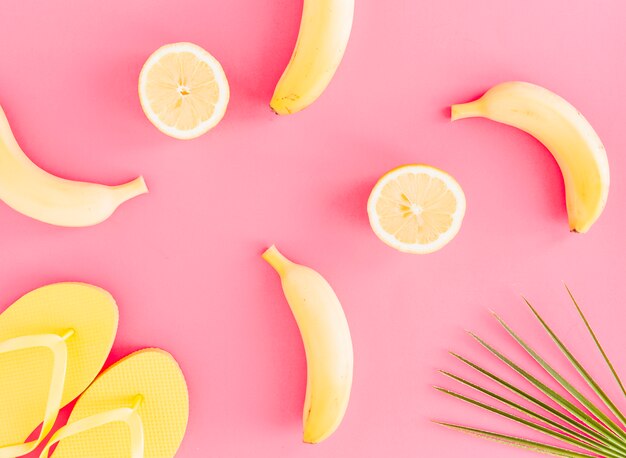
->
[1,1,625,456]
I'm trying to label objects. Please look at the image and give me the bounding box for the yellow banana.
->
[451,82,609,233]
[262,245,353,443]
[270,0,354,115]
[0,106,147,227]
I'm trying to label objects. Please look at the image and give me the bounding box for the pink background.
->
[1,1,625,456]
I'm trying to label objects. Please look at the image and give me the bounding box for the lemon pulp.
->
[139,42,229,140]
[368,165,466,254]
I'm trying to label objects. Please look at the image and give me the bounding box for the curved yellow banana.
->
[270,0,354,115]
[263,245,353,443]
[451,82,609,233]
[0,106,147,227]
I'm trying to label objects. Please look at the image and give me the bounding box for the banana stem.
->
[112,176,148,203]
[262,245,293,276]
[451,101,484,121]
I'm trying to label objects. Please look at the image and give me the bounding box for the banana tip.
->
[269,105,281,116]
[302,434,324,445]
[569,224,588,234]
[270,96,294,116]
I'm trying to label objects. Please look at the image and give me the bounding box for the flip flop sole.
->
[52,349,189,458]
[0,282,118,449]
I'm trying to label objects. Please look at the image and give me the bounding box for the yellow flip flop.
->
[41,349,189,458]
[0,283,118,457]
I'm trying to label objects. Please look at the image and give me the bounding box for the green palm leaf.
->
[438,372,617,456]
[565,286,626,400]
[435,386,621,457]
[437,288,626,457]
[468,332,626,452]
[436,422,599,458]
[449,352,616,449]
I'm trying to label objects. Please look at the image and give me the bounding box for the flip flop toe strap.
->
[40,395,145,458]
[0,332,73,458]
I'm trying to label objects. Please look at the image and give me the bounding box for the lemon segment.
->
[367,165,466,254]
[139,42,229,140]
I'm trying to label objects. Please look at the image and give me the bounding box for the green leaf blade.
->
[492,313,626,442]
[440,371,619,456]
[523,298,626,429]
[468,333,626,453]
[566,286,626,400]
[435,422,600,458]
[435,387,622,457]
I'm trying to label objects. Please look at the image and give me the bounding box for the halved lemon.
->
[367,165,466,254]
[138,42,229,140]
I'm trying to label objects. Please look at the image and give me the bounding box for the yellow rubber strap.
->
[0,331,73,458]
[39,396,145,458]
